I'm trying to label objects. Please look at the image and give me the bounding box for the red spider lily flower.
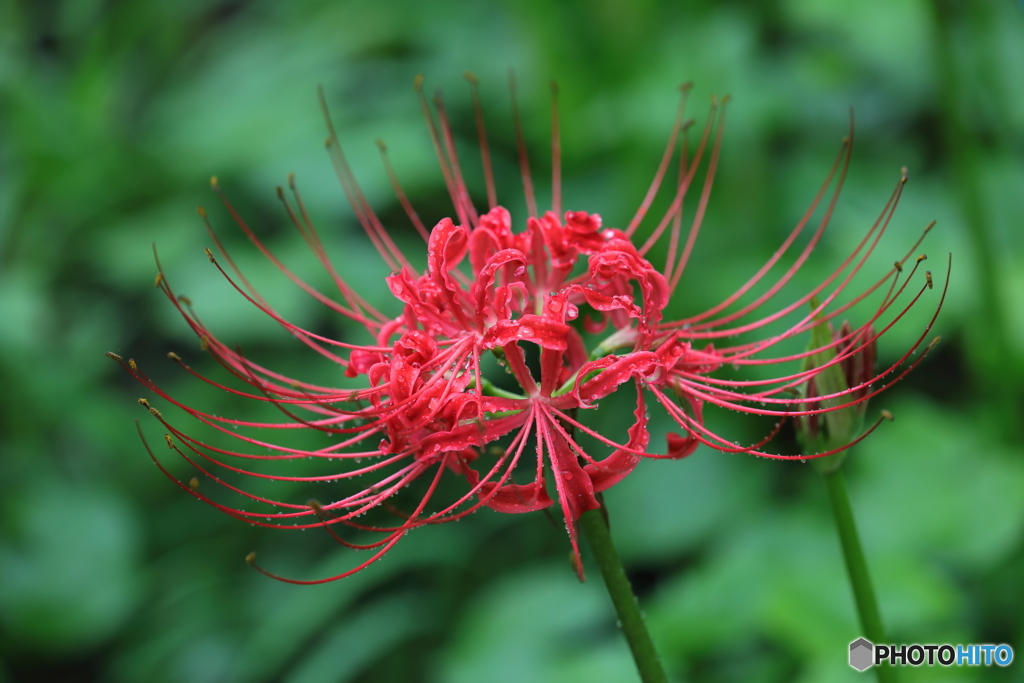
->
[109,75,945,583]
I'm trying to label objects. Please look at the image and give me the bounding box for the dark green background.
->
[1,1,1022,681]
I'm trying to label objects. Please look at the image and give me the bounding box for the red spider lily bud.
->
[796,311,879,473]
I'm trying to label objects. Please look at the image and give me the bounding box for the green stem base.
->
[822,468,896,683]
[579,506,668,683]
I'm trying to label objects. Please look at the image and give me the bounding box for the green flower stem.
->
[472,376,527,400]
[579,506,668,683]
[821,467,895,683]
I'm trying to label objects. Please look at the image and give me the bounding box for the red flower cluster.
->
[109,77,945,582]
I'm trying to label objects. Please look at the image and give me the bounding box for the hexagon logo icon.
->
[849,638,874,671]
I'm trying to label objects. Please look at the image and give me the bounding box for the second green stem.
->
[821,467,895,683]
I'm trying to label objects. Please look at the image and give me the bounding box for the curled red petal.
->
[477,480,553,514]
[666,432,699,459]
[472,248,527,328]
[576,352,661,405]
[584,382,649,491]
[482,315,570,351]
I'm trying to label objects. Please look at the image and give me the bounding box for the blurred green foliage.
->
[1,1,1023,682]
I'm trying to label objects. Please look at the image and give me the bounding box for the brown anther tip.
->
[177,295,191,306]
[167,351,181,362]
[196,205,207,218]
[204,248,215,262]
[106,352,123,361]
[323,136,331,148]
[900,167,909,183]
[189,477,200,490]
[925,271,934,289]
[413,74,425,91]
[138,398,150,407]
[149,407,162,417]
[307,499,323,513]
[375,138,387,152]
[681,117,695,131]
[463,70,478,84]
[164,433,174,448]
[916,253,928,263]
[881,409,894,421]
[721,94,733,105]
[154,272,164,287]
[679,81,694,93]
[928,336,942,351]
[841,135,851,145]
[210,176,219,189]
[200,335,210,351]
[924,221,936,233]
[275,186,285,199]
[245,552,257,565]
[894,261,903,272]
[128,359,138,371]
